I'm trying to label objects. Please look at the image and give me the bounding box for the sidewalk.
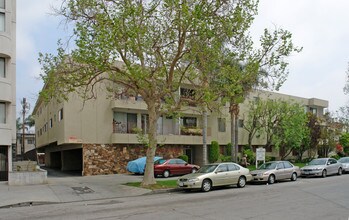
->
[0,174,158,208]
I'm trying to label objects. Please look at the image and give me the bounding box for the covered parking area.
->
[42,143,83,176]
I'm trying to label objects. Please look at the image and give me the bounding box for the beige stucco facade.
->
[33,79,328,175]
[0,0,16,181]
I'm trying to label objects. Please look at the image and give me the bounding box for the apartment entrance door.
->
[0,146,8,181]
[184,147,193,164]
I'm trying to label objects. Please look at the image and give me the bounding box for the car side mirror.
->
[185,163,188,165]
[327,162,330,165]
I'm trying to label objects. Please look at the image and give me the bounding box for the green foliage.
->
[247,99,309,159]
[265,156,276,162]
[178,155,188,163]
[318,113,342,157]
[242,147,255,164]
[331,154,340,160]
[339,133,349,154]
[132,128,149,148]
[209,141,220,163]
[219,154,232,162]
[38,0,301,185]
[226,143,232,156]
[125,180,177,190]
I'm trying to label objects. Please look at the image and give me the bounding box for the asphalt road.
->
[1,174,349,220]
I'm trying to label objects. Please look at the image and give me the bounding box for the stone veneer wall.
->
[83,144,183,176]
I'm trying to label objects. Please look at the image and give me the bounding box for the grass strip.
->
[125,179,177,190]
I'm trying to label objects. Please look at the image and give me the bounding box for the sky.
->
[16,0,349,117]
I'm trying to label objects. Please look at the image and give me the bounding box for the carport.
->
[44,144,83,176]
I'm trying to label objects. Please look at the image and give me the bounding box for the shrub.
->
[226,143,232,156]
[209,141,220,163]
[243,148,255,164]
[178,155,188,162]
[219,154,232,162]
[331,154,340,160]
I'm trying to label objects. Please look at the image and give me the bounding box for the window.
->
[58,108,63,121]
[176,159,186,164]
[180,88,196,106]
[168,159,176,164]
[0,58,4,78]
[113,112,137,133]
[27,139,34,145]
[276,162,284,169]
[182,117,197,127]
[218,118,226,132]
[0,0,4,9]
[238,119,244,128]
[0,12,4,32]
[283,162,293,169]
[49,118,53,128]
[309,107,317,115]
[227,163,239,171]
[217,164,228,172]
[0,102,5,123]
[141,114,149,134]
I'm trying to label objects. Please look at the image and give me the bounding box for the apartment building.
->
[0,0,16,181]
[16,132,36,161]
[33,81,328,176]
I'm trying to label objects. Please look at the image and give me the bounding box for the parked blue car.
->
[127,156,163,174]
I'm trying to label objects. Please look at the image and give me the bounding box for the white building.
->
[0,0,16,181]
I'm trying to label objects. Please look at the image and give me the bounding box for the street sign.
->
[256,148,265,161]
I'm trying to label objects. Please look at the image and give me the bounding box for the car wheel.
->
[268,174,275,184]
[237,176,246,188]
[163,170,170,178]
[322,169,327,178]
[201,179,212,192]
[191,168,198,173]
[338,168,342,175]
[291,172,297,181]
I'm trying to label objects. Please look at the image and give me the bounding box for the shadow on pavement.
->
[41,166,82,177]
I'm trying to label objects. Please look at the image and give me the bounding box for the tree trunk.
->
[230,109,235,162]
[230,102,240,162]
[234,111,239,161]
[202,109,208,165]
[141,101,159,186]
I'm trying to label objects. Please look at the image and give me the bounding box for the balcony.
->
[110,96,147,111]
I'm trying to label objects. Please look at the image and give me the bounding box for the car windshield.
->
[154,159,167,165]
[309,159,327,165]
[338,158,349,163]
[197,165,218,173]
[258,162,277,170]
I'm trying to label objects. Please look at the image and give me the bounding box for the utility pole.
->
[20,98,30,161]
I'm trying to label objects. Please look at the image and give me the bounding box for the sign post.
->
[256,147,266,168]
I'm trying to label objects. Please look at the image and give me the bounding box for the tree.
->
[248,99,308,159]
[211,27,302,162]
[339,133,349,155]
[209,141,219,163]
[299,112,321,159]
[243,99,265,147]
[318,113,341,157]
[16,115,35,132]
[39,0,265,186]
[271,101,308,160]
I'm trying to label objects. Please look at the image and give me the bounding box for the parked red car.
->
[154,158,200,178]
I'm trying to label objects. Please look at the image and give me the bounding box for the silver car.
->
[300,158,343,177]
[250,161,301,184]
[338,157,349,173]
[177,162,252,192]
